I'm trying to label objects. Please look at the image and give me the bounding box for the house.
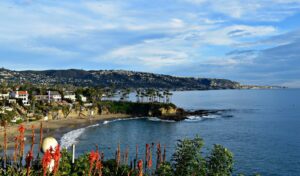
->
[79,94,87,102]
[8,98,16,104]
[47,91,62,102]
[10,90,30,106]
[64,91,76,102]
[0,92,9,100]
[34,95,48,102]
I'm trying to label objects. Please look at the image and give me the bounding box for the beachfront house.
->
[63,91,76,102]
[10,90,30,106]
[47,91,62,102]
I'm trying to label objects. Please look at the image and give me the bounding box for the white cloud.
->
[183,0,300,21]
[102,44,189,68]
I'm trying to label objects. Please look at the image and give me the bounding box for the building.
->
[34,95,48,102]
[10,90,30,106]
[79,94,87,102]
[64,91,76,102]
[0,92,9,100]
[47,91,62,102]
[8,98,16,104]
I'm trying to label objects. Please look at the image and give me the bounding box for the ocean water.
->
[61,89,300,175]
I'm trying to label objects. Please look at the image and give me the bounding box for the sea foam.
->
[185,114,219,122]
[60,123,100,149]
[102,117,145,125]
[147,117,176,123]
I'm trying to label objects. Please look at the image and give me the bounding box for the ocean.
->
[61,89,300,175]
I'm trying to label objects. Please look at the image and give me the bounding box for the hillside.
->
[0,68,240,90]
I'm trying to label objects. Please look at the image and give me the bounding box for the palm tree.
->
[141,91,146,102]
[135,89,141,102]
[163,90,173,103]
[158,92,164,103]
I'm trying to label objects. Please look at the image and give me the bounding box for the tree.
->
[172,136,206,176]
[61,105,72,119]
[0,110,17,123]
[136,89,141,102]
[206,144,233,176]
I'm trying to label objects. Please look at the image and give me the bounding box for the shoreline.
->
[0,113,132,150]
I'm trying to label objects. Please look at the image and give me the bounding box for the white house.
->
[47,91,62,102]
[79,94,87,102]
[8,98,17,104]
[10,90,30,106]
[0,92,9,100]
[64,91,76,102]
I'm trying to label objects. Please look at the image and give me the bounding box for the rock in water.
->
[42,137,58,153]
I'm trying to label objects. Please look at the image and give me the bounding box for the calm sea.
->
[61,89,300,175]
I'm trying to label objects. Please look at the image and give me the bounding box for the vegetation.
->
[98,101,177,117]
[0,123,234,175]
[0,68,241,89]
[0,80,179,124]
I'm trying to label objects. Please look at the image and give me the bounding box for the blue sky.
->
[1,0,300,87]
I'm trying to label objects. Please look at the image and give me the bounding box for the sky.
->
[1,0,300,87]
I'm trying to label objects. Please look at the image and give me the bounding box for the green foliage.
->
[0,68,240,89]
[206,144,233,176]
[72,153,90,175]
[61,105,72,118]
[172,137,234,176]
[156,162,174,176]
[98,101,176,116]
[172,136,206,176]
[59,149,73,175]
[0,136,239,176]
[0,110,17,123]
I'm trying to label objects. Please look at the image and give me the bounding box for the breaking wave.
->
[185,114,219,122]
[147,117,176,123]
[102,117,145,125]
[60,123,100,149]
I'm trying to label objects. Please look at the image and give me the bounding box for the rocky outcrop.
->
[159,107,177,116]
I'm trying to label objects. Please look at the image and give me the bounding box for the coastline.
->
[0,113,132,150]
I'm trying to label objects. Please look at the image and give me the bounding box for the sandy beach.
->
[0,113,131,150]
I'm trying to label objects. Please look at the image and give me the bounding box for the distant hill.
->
[0,68,241,90]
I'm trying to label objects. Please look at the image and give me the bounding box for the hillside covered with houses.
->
[0,68,241,90]
[0,82,176,125]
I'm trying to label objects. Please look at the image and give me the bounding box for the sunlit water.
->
[62,89,300,175]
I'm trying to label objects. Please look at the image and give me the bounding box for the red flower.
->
[13,136,19,162]
[18,124,26,158]
[42,149,52,176]
[137,160,143,176]
[26,150,34,176]
[18,124,25,134]
[89,150,99,176]
[95,154,103,176]
[148,150,152,169]
[53,145,61,175]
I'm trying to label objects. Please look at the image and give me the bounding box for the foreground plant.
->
[0,133,236,176]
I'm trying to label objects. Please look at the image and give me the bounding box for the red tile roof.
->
[18,91,28,95]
